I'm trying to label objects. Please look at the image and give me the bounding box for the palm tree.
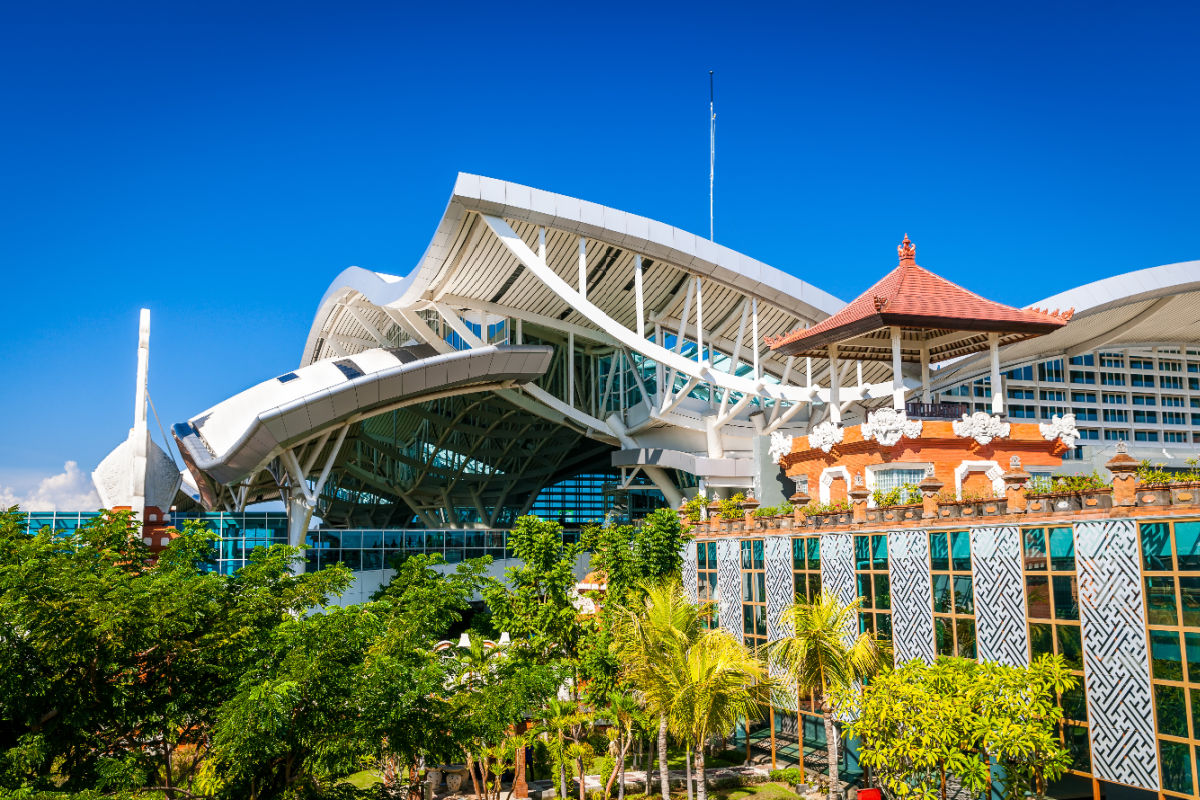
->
[538,699,582,800]
[767,591,885,799]
[667,629,772,800]
[603,691,643,800]
[612,579,709,800]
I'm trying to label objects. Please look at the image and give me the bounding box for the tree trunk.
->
[694,748,707,800]
[685,744,693,800]
[558,737,568,800]
[657,715,670,800]
[823,712,839,800]
[576,754,586,800]
[939,765,947,800]
[618,735,626,800]
[468,752,485,800]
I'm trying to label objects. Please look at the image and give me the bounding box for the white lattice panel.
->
[888,529,935,664]
[970,526,1029,666]
[682,540,698,604]
[764,535,797,710]
[716,539,743,643]
[821,533,856,644]
[1074,519,1159,790]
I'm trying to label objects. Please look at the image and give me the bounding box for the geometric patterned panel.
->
[1074,520,1160,791]
[764,535,797,711]
[821,533,856,644]
[970,526,1030,667]
[682,540,698,604]
[888,529,936,665]
[716,538,744,644]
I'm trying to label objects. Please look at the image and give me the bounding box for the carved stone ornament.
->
[1039,413,1080,449]
[861,407,923,447]
[768,430,794,463]
[952,412,1011,446]
[809,421,845,453]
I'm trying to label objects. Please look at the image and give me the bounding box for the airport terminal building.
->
[82,174,1200,797]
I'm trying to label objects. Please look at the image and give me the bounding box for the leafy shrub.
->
[1136,458,1200,486]
[1026,472,1109,494]
[769,767,805,785]
[752,502,795,517]
[801,500,851,516]
[718,492,747,520]
[870,482,922,507]
[682,492,708,522]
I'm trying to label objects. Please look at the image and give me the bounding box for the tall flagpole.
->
[709,70,715,242]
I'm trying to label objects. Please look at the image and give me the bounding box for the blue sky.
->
[1,0,1197,502]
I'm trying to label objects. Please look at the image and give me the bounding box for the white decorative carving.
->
[861,408,922,447]
[768,430,794,463]
[1039,413,1080,449]
[808,421,845,453]
[952,412,1010,445]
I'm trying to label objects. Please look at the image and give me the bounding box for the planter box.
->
[1136,487,1173,507]
[1171,483,1200,506]
[979,498,1008,516]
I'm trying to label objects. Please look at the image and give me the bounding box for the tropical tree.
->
[667,630,772,800]
[602,691,644,800]
[612,579,710,800]
[766,591,885,798]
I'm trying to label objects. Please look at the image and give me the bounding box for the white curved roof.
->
[931,259,1200,386]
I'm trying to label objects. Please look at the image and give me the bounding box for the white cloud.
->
[0,461,100,512]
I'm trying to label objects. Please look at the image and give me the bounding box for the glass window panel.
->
[1151,630,1185,680]
[1141,522,1173,571]
[1057,625,1083,670]
[1145,576,1179,625]
[806,537,820,570]
[859,613,875,634]
[743,604,753,632]
[1181,577,1200,627]
[1192,689,1200,739]
[929,532,950,571]
[872,535,888,570]
[1029,623,1054,659]
[755,605,767,636]
[1065,724,1090,772]
[936,617,953,656]
[753,539,765,570]
[1061,683,1087,722]
[1052,575,1079,620]
[791,538,802,570]
[1023,528,1047,570]
[706,542,717,564]
[952,576,973,614]
[1026,575,1051,618]
[742,572,753,602]
[955,619,976,659]
[362,549,384,570]
[807,574,822,601]
[855,536,870,570]
[1157,684,1189,737]
[1048,527,1074,571]
[951,530,971,572]
[1160,740,1194,796]
[1187,632,1200,683]
[756,572,765,603]
[876,613,891,639]
[932,574,952,613]
[741,541,753,569]
[873,574,891,609]
[1177,521,1200,571]
[857,574,874,609]
[340,549,362,571]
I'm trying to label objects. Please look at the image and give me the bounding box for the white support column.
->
[751,298,760,379]
[694,277,705,363]
[828,344,842,425]
[993,333,1003,417]
[633,255,645,339]
[577,237,587,300]
[891,326,904,411]
[515,318,523,344]
[567,331,575,408]
[654,322,664,400]
[989,333,1004,415]
[920,343,931,403]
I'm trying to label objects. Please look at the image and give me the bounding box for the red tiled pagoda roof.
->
[766,236,1073,358]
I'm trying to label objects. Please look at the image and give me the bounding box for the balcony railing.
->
[904,401,972,420]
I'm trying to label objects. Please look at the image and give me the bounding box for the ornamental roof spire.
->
[898,233,915,265]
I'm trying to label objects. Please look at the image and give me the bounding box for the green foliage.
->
[482,515,585,663]
[870,483,922,508]
[1136,458,1200,485]
[767,767,804,785]
[370,552,490,640]
[717,493,747,521]
[937,489,1004,503]
[799,500,851,516]
[682,493,708,523]
[751,503,793,518]
[0,508,350,796]
[1026,472,1109,494]
[837,655,1077,800]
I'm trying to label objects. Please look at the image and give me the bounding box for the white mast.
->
[130,309,151,519]
[709,70,715,242]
